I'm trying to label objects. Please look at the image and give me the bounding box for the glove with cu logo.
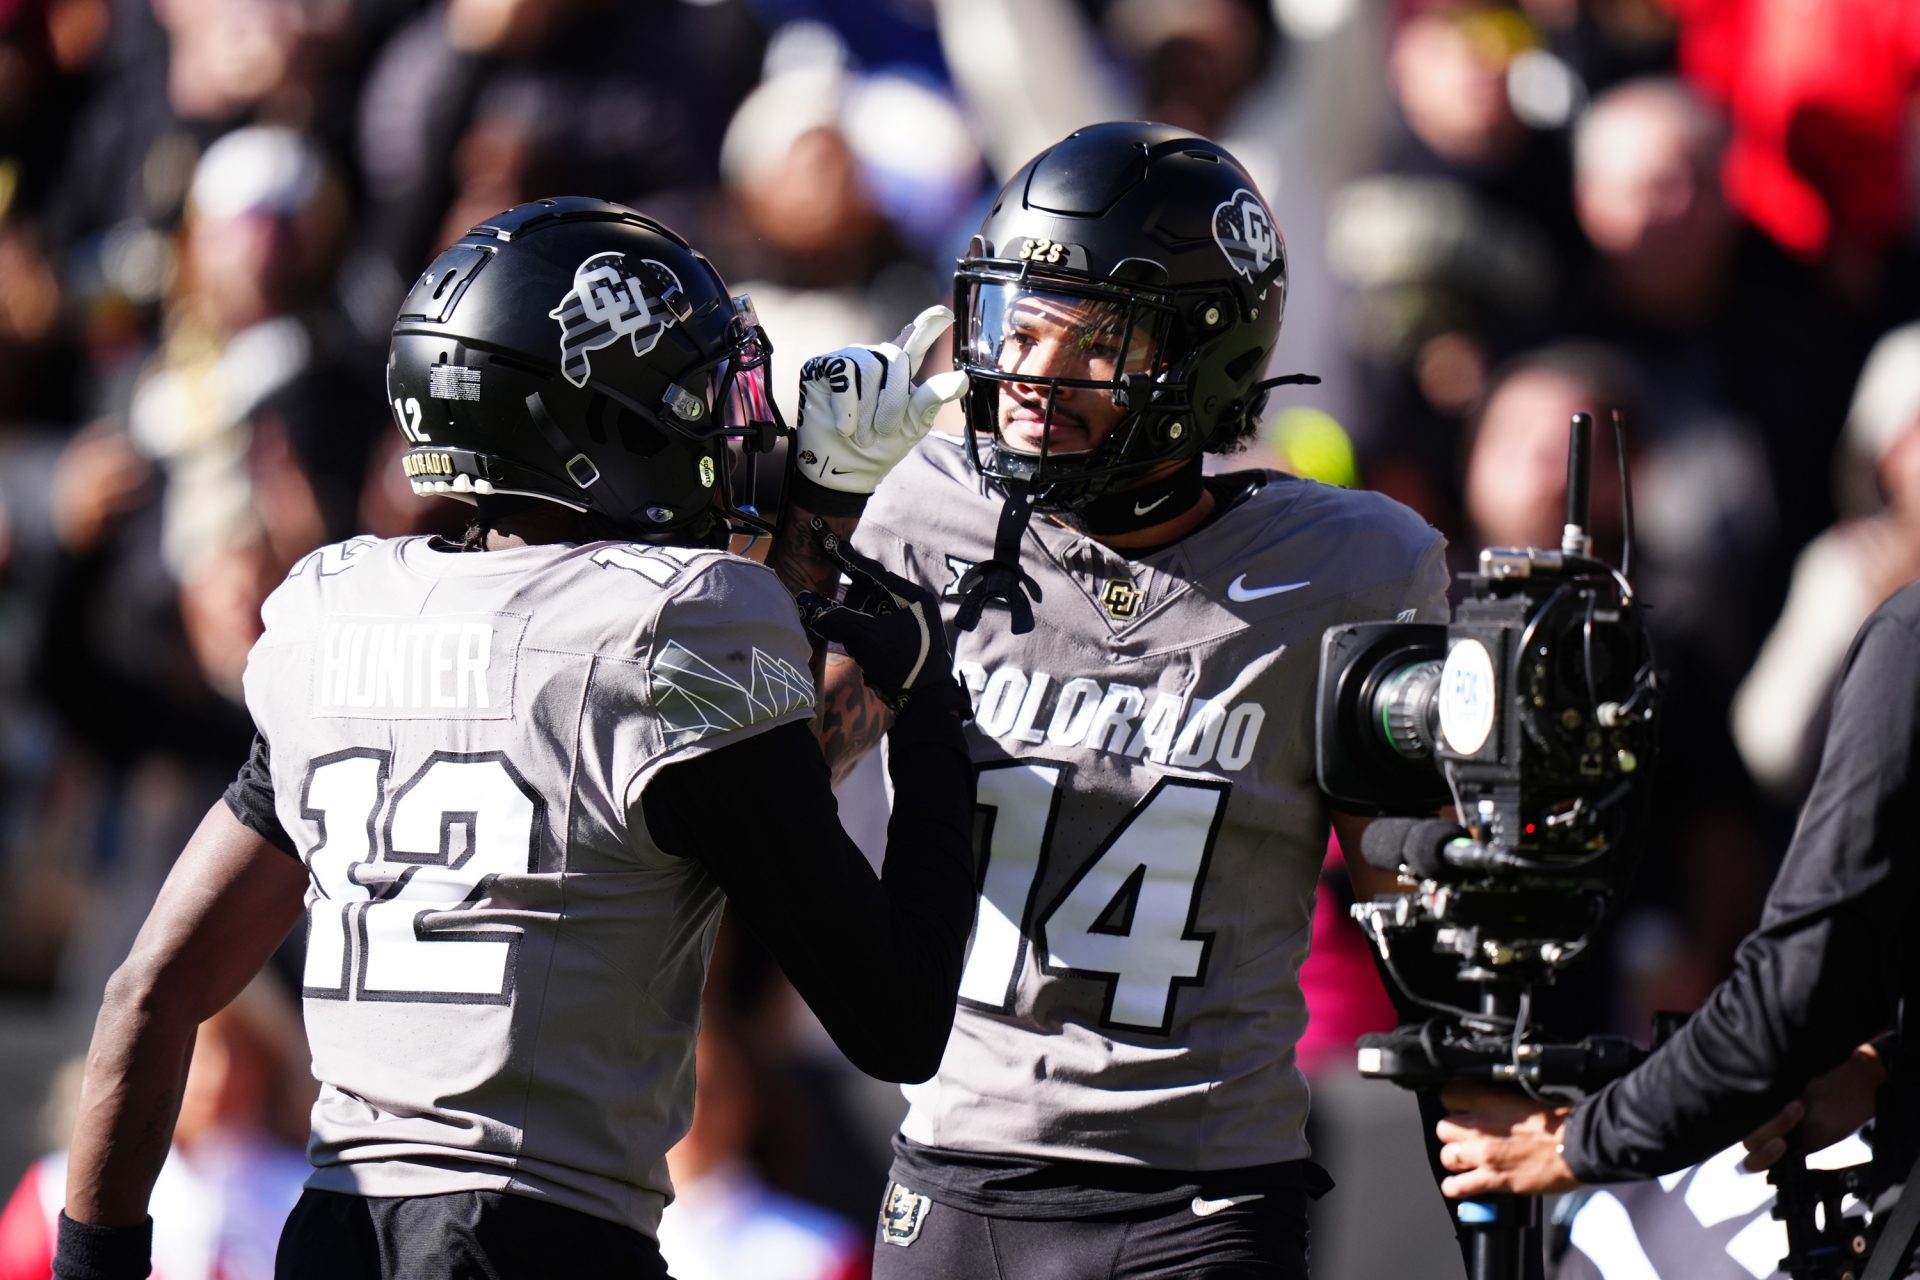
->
[793,307,968,498]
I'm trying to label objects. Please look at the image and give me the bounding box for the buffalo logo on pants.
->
[881,1182,932,1247]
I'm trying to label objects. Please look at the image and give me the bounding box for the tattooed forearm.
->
[765,497,898,775]
[820,652,894,784]
[767,501,862,689]
[767,503,859,602]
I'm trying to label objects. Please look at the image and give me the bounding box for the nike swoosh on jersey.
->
[1226,574,1310,602]
[1191,1194,1266,1217]
[1134,493,1171,516]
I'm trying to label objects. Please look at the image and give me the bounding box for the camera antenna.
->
[1613,409,1635,583]
[1562,413,1593,557]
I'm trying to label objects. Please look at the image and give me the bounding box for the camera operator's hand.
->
[794,519,971,721]
[1435,1085,1580,1197]
[1740,1040,1888,1172]
[793,306,968,497]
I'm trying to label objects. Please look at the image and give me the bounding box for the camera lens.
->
[1370,658,1444,760]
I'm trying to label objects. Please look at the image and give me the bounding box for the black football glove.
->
[795,519,972,721]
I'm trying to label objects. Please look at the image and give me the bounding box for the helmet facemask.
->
[956,256,1250,512]
[651,294,787,546]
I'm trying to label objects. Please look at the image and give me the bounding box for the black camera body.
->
[1316,545,1658,885]
[1312,414,1663,1135]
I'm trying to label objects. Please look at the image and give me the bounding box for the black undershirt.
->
[222,701,977,1082]
[1059,470,1264,560]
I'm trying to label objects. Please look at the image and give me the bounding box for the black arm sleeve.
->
[1564,601,1920,1181]
[221,734,296,858]
[640,701,977,1082]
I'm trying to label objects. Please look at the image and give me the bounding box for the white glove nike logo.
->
[1133,493,1171,516]
[1227,575,1310,602]
[1191,1194,1266,1217]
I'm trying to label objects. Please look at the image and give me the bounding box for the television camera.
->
[1316,413,1882,1280]
[1314,411,1660,1278]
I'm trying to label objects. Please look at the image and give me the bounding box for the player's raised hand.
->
[794,519,970,720]
[793,306,968,495]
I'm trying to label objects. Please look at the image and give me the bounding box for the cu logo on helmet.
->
[579,260,650,331]
[1212,189,1279,284]
[548,252,680,388]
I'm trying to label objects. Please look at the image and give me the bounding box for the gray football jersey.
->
[240,534,814,1235]
[856,437,1448,1171]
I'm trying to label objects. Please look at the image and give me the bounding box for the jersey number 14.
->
[960,763,1226,1034]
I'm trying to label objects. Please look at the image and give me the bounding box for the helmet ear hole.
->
[1224,347,1266,383]
[583,394,612,446]
[579,393,668,459]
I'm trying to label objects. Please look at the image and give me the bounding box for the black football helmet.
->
[387,197,784,546]
[955,122,1288,511]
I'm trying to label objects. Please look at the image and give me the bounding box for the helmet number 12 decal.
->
[393,396,429,442]
[959,761,1223,1034]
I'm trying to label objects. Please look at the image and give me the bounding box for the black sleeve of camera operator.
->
[1563,587,1920,1183]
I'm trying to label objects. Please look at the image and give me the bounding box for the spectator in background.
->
[1462,345,1770,1026]
[0,0,105,427]
[1734,321,1920,800]
[659,1015,870,1280]
[41,0,366,412]
[24,126,367,1014]
[119,124,370,702]
[0,974,313,1280]
[1661,0,1920,294]
[1462,345,1633,566]
[1330,0,1573,539]
[1514,0,1676,100]
[931,0,1283,190]
[1562,75,1846,626]
[353,0,764,301]
[704,53,974,424]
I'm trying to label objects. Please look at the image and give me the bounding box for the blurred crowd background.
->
[0,0,1915,1276]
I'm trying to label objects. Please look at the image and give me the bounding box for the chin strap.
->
[955,480,1043,634]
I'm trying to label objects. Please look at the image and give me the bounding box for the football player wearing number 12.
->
[50,199,979,1280]
[771,123,1451,1277]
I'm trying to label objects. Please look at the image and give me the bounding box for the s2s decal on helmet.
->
[1212,189,1280,293]
[547,252,683,388]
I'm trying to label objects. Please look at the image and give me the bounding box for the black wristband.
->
[787,474,871,518]
[54,1212,152,1280]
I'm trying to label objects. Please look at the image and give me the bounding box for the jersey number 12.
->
[299,750,540,1004]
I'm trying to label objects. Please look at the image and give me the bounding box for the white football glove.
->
[793,305,969,495]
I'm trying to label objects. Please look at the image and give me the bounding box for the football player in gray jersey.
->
[52,199,978,1280]
[769,123,1452,1278]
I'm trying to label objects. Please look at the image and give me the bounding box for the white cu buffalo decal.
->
[548,252,682,388]
[1211,188,1282,298]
